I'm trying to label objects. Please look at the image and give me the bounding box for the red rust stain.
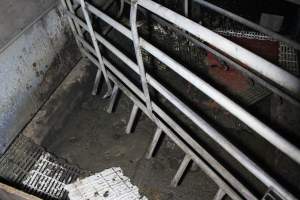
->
[228,37,279,65]
[208,61,250,92]
[206,36,279,93]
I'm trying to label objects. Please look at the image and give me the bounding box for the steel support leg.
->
[213,188,226,200]
[130,0,154,117]
[92,69,102,95]
[171,154,192,187]
[107,84,120,113]
[184,0,189,17]
[126,104,139,134]
[146,128,163,159]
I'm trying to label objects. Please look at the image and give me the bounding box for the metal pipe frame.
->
[130,0,155,118]
[79,0,112,98]
[171,154,192,187]
[75,2,300,168]
[89,56,245,200]
[146,128,163,159]
[126,104,139,134]
[149,14,300,107]
[138,0,300,98]
[107,84,120,113]
[77,35,250,200]
[136,0,300,165]
[63,1,299,199]
[193,0,300,51]
[67,9,296,200]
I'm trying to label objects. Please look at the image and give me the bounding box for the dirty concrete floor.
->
[43,89,220,200]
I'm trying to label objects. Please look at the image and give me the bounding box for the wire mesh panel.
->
[0,135,81,200]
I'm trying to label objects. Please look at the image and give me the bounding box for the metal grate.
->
[65,167,148,200]
[279,42,299,76]
[215,28,275,41]
[238,84,272,105]
[0,134,81,200]
[145,23,271,105]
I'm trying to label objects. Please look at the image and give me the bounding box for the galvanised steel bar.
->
[77,5,300,167]
[138,0,300,98]
[66,0,84,38]
[184,0,189,17]
[130,0,154,118]
[79,0,112,98]
[62,0,104,96]
[193,0,300,50]
[79,44,246,199]
[68,11,295,200]
[213,189,226,200]
[146,128,163,159]
[91,69,102,95]
[74,29,256,200]
[126,104,139,134]
[142,39,300,165]
[107,85,120,113]
[171,154,192,187]
[60,0,83,52]
[150,14,300,107]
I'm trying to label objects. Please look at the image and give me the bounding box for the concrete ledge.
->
[23,58,95,145]
[0,5,81,153]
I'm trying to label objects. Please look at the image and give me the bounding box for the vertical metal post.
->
[91,69,102,95]
[66,0,84,37]
[126,104,139,134]
[130,0,154,117]
[60,0,83,51]
[146,128,163,159]
[107,84,120,113]
[213,188,226,200]
[171,154,192,187]
[184,0,189,17]
[79,0,112,98]
[65,0,103,95]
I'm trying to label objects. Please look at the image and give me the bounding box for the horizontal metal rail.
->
[73,29,256,200]
[64,0,299,199]
[135,0,300,165]
[67,10,296,200]
[149,14,300,107]
[79,45,246,200]
[138,0,300,99]
[193,0,300,50]
[79,0,300,166]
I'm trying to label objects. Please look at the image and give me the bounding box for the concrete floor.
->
[43,89,221,200]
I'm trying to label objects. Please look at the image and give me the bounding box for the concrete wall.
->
[0,4,81,154]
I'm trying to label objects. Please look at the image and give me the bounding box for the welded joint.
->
[213,188,226,200]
